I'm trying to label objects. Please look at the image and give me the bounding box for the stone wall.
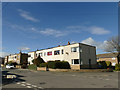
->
[70,65,80,70]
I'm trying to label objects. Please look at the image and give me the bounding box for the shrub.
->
[97,61,107,69]
[7,61,13,65]
[105,61,112,68]
[47,61,70,69]
[39,63,48,67]
[33,55,45,67]
[28,64,37,70]
[115,64,120,71]
[12,62,18,67]
[21,64,28,69]
[6,61,18,66]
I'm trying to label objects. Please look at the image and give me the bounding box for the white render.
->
[28,43,97,67]
[28,51,36,64]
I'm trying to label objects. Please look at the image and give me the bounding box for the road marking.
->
[26,86,32,88]
[72,75,76,76]
[38,87,43,89]
[21,82,26,83]
[15,79,44,89]
[17,82,20,84]
[31,85,37,87]
[21,84,26,86]
[26,83,31,85]
[105,79,110,80]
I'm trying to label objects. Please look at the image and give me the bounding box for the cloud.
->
[39,28,67,37]
[17,9,39,22]
[9,24,80,37]
[18,46,30,51]
[81,37,108,50]
[67,25,110,35]
[89,26,110,35]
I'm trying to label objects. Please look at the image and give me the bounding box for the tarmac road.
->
[2,68,119,89]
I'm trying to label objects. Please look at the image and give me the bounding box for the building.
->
[0,57,5,65]
[4,51,28,65]
[97,53,119,66]
[28,42,97,69]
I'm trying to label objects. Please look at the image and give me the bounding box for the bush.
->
[97,61,107,69]
[115,64,120,71]
[47,61,70,69]
[105,61,112,68]
[6,61,13,65]
[21,64,28,69]
[39,63,48,67]
[33,55,45,67]
[6,61,18,66]
[28,64,37,70]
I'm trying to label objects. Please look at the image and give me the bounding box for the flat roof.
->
[28,43,96,53]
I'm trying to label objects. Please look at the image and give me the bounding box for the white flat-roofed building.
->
[28,42,97,69]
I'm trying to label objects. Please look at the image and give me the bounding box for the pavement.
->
[2,68,119,89]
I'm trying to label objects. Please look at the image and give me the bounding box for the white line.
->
[17,82,21,84]
[21,84,26,86]
[26,86,32,88]
[26,83,31,85]
[21,82,26,83]
[31,85,37,87]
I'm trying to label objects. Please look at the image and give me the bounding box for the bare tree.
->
[104,36,120,64]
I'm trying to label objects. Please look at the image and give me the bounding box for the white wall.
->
[28,43,96,65]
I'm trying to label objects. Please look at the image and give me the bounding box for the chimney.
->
[68,41,70,45]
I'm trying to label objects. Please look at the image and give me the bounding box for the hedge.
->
[28,64,37,70]
[115,64,120,71]
[47,61,70,69]
[39,63,47,67]
[97,61,107,69]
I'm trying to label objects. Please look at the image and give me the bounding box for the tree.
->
[104,36,120,64]
[33,55,45,67]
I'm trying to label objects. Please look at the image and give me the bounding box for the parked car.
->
[6,64,14,69]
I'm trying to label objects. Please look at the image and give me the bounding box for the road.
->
[2,68,118,89]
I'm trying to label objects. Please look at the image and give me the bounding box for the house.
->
[4,51,28,65]
[97,53,119,66]
[0,57,5,66]
[28,42,97,69]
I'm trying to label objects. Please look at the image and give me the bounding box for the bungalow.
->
[97,53,119,66]
[28,42,97,69]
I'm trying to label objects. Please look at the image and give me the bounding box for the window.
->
[44,52,46,56]
[71,47,79,52]
[39,53,43,57]
[62,49,64,54]
[97,58,99,60]
[112,57,116,60]
[72,59,80,64]
[28,55,31,57]
[54,50,60,55]
[14,56,16,58]
[47,51,52,56]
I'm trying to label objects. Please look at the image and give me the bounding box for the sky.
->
[2,2,118,57]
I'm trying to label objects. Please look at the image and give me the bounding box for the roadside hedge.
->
[39,63,47,67]
[28,64,37,70]
[97,61,107,69]
[47,61,70,69]
[115,64,120,71]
